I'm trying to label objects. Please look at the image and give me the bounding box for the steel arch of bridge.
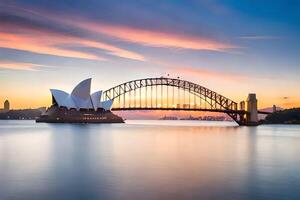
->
[102,77,246,124]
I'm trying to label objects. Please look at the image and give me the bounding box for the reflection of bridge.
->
[103,77,269,126]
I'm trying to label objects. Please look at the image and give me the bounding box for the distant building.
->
[0,100,10,113]
[4,100,9,111]
[159,115,178,120]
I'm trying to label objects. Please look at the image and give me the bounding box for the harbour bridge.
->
[102,77,270,126]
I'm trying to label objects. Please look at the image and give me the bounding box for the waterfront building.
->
[50,78,113,111]
[36,78,123,123]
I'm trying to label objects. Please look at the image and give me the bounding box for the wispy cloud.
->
[1,3,238,53]
[0,10,145,61]
[239,36,281,40]
[0,4,238,62]
[0,30,145,61]
[0,32,102,60]
[73,21,238,52]
[0,61,47,71]
[76,40,145,61]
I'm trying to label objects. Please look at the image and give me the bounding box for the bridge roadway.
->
[112,107,247,115]
[112,108,271,116]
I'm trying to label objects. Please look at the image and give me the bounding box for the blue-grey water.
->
[1,120,300,200]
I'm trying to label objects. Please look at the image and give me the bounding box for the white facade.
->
[100,99,114,111]
[50,78,113,111]
[90,91,102,111]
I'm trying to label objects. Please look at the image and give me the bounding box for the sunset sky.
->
[0,0,299,110]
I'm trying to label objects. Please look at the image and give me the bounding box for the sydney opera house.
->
[36,78,124,123]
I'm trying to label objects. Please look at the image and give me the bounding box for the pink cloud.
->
[72,21,238,52]
[76,40,144,61]
[0,32,102,60]
[0,60,45,71]
[0,25,145,61]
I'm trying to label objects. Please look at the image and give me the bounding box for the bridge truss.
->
[103,77,247,124]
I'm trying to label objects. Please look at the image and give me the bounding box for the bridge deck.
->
[112,107,247,114]
[257,111,272,115]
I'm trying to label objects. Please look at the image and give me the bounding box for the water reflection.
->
[0,121,300,200]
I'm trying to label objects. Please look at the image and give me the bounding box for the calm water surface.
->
[0,120,300,200]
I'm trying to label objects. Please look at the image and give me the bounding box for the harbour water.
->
[1,120,300,200]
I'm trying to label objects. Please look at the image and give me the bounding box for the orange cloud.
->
[0,61,46,71]
[0,32,101,60]
[72,21,238,52]
[0,29,144,61]
[0,7,236,60]
[77,40,144,61]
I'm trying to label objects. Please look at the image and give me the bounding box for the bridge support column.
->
[246,93,258,126]
[238,101,246,124]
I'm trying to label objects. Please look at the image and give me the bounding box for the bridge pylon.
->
[244,93,258,126]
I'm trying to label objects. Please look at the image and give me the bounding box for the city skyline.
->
[0,0,299,109]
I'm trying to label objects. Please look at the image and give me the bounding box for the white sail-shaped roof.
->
[91,91,102,111]
[50,78,113,111]
[71,78,91,100]
[72,96,93,110]
[100,99,113,111]
[70,78,92,110]
[50,89,76,109]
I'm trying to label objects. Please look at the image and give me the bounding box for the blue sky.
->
[0,0,299,108]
